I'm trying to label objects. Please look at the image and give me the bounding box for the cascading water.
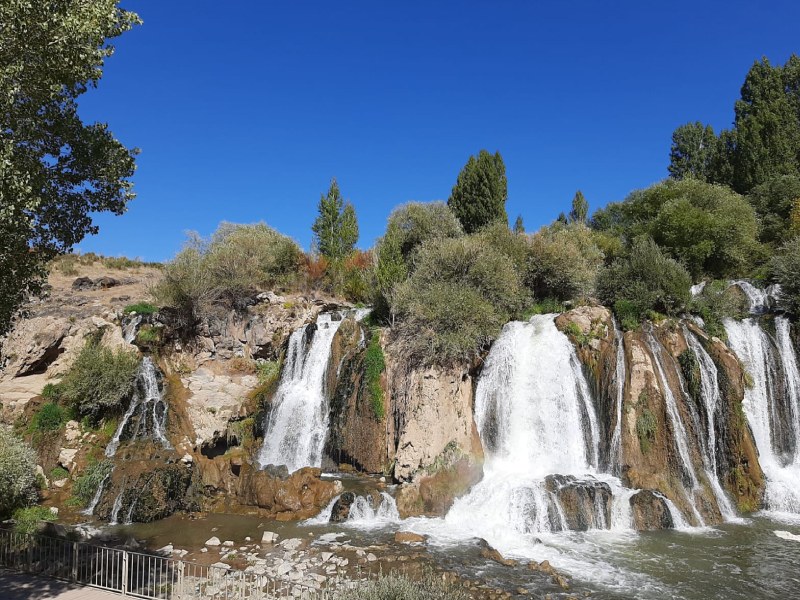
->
[609,320,626,476]
[683,329,737,520]
[725,296,800,516]
[645,330,706,526]
[438,316,637,554]
[106,356,171,458]
[258,312,345,473]
[87,357,171,520]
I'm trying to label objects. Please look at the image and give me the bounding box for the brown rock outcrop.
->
[236,464,341,520]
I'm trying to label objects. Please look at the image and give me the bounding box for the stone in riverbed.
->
[394,531,426,544]
[205,536,221,546]
[630,490,674,531]
[261,531,279,544]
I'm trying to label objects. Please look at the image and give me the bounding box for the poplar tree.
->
[0,1,140,335]
[569,191,589,224]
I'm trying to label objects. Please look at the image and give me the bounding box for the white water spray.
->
[258,313,345,472]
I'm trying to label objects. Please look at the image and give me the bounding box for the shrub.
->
[522,297,565,318]
[334,571,468,600]
[152,222,302,321]
[748,175,800,246]
[772,236,800,317]
[393,236,524,365]
[528,223,604,301]
[123,302,158,315]
[0,426,39,518]
[337,250,374,303]
[60,340,141,423]
[30,402,66,432]
[72,460,114,507]
[256,360,279,384]
[134,325,160,345]
[374,202,463,320]
[40,383,63,402]
[12,506,56,535]
[597,237,692,323]
[636,407,657,453]
[690,280,749,338]
[363,333,386,420]
[50,466,69,481]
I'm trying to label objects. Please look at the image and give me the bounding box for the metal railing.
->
[0,529,336,599]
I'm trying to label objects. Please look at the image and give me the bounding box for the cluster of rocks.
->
[71,276,125,291]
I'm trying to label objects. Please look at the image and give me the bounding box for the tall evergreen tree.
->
[447,150,508,233]
[668,122,722,182]
[311,178,359,261]
[569,191,589,224]
[513,215,525,234]
[732,56,800,193]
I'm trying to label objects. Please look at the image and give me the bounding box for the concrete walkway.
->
[0,569,121,600]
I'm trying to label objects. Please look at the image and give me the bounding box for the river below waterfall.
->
[109,502,800,599]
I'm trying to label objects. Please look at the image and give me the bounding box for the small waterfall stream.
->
[684,329,737,520]
[609,319,626,476]
[724,283,800,516]
[86,356,172,521]
[258,312,345,472]
[645,330,706,526]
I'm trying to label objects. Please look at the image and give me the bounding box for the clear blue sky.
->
[76,1,800,262]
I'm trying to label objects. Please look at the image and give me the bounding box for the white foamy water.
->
[258,312,344,472]
[725,316,800,515]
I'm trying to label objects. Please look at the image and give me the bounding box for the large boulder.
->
[630,490,675,531]
[236,465,341,520]
[544,475,612,531]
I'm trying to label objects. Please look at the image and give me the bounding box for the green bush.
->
[152,222,303,321]
[528,223,604,301]
[772,236,800,317]
[522,297,565,318]
[0,426,39,518]
[60,340,141,423]
[690,280,749,339]
[598,237,692,324]
[123,302,158,315]
[30,402,66,432]
[40,383,63,402]
[135,325,160,345]
[50,466,69,481]
[374,202,463,320]
[393,236,524,365]
[637,407,658,453]
[256,360,280,384]
[12,506,56,535]
[72,460,114,507]
[334,571,468,600]
[363,333,386,420]
[594,179,763,280]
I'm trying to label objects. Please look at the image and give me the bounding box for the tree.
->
[732,56,800,193]
[513,215,525,234]
[0,1,140,335]
[529,224,604,301]
[772,236,800,317]
[0,426,39,519]
[748,175,800,245]
[373,201,463,322]
[668,122,722,182]
[597,237,692,328]
[447,150,508,233]
[569,190,589,224]
[311,178,359,262]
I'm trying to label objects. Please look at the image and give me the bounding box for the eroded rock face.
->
[390,359,483,483]
[329,492,356,523]
[236,465,341,520]
[630,490,674,530]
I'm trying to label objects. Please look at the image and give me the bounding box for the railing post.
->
[26,536,32,573]
[122,550,129,597]
[72,542,78,582]
[177,560,184,600]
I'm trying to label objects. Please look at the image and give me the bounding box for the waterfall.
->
[609,320,626,476]
[258,312,344,472]
[122,315,142,344]
[683,329,737,520]
[105,357,170,458]
[645,331,706,526]
[730,280,769,314]
[725,314,800,515]
[82,473,111,516]
[441,315,635,552]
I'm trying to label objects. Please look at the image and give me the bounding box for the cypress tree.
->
[447,150,508,233]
